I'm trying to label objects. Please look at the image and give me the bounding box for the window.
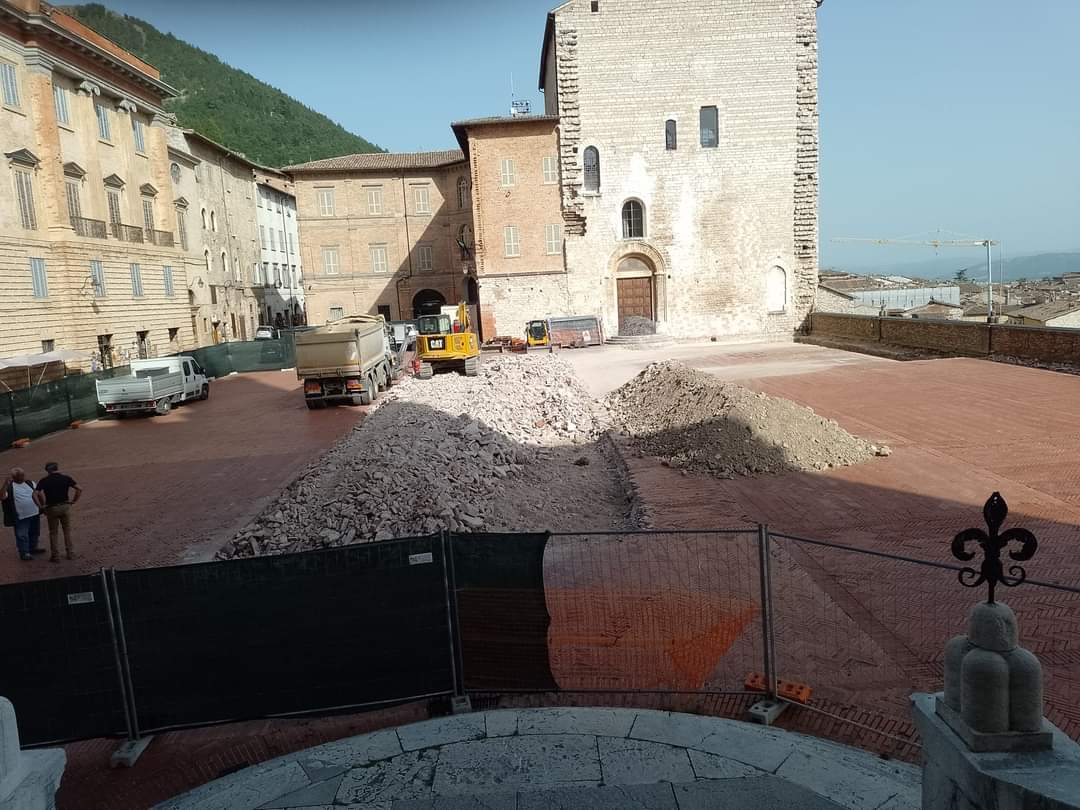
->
[209,284,218,305]
[95,103,111,141]
[542,156,558,184]
[141,198,155,234]
[269,227,276,251]
[132,117,146,153]
[366,186,382,215]
[256,187,264,208]
[321,247,339,275]
[29,257,47,298]
[377,304,392,320]
[370,244,388,273]
[457,176,470,209]
[414,185,431,214]
[544,224,563,255]
[98,334,114,368]
[583,146,600,192]
[590,0,599,10]
[287,231,294,255]
[503,226,520,257]
[200,208,207,229]
[163,265,174,297]
[317,187,335,216]
[107,189,122,227]
[168,327,180,344]
[210,210,217,231]
[261,262,269,285]
[278,229,285,253]
[500,158,516,187]
[458,224,472,259]
[14,169,37,230]
[53,83,69,125]
[129,263,144,297]
[328,306,345,321]
[260,225,268,249]
[275,196,281,213]
[700,106,718,148]
[1,61,19,107]
[665,119,677,150]
[621,200,645,239]
[766,265,787,313]
[273,264,281,285]
[136,330,150,360]
[41,339,54,353]
[65,180,82,224]
[176,208,188,250]
[170,162,181,183]
[417,244,433,271]
[90,259,106,297]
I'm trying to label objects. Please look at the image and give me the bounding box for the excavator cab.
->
[414,303,480,379]
[526,320,550,347]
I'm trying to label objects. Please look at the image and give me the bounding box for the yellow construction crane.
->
[832,236,1000,319]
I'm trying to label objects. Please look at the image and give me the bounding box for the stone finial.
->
[938,600,1050,751]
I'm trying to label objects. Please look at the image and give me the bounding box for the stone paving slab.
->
[156,708,922,810]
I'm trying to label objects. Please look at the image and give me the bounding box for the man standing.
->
[33,462,82,563]
[1,468,43,561]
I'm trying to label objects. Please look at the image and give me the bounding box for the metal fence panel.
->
[451,533,556,691]
[540,530,763,694]
[0,573,128,745]
[10,377,71,440]
[114,535,453,735]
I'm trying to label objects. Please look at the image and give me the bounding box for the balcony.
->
[111,223,145,243]
[71,217,107,239]
[145,229,175,248]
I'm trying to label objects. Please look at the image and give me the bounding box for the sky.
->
[90,0,1079,272]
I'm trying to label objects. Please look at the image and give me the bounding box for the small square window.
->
[590,0,599,11]
[42,339,55,353]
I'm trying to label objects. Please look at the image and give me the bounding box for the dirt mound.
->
[619,315,657,336]
[605,361,883,478]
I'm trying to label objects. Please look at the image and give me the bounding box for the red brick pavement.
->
[0,371,362,584]
[623,356,1080,750]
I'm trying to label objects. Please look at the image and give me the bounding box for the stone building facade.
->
[284,151,474,325]
[0,0,193,365]
[541,0,820,338]
[452,116,567,338]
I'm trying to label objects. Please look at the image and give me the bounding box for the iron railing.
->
[111,222,145,243]
[71,216,107,238]
[145,229,175,247]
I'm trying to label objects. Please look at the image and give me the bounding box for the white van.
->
[96,356,210,416]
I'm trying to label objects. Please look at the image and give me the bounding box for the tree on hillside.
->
[953,268,969,283]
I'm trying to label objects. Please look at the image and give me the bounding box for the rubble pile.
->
[619,315,658,336]
[606,361,885,478]
[219,354,611,558]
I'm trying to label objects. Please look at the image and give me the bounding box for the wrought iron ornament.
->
[951,492,1037,603]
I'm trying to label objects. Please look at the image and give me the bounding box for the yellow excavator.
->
[414,302,480,379]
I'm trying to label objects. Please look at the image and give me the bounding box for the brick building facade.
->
[284,151,474,325]
[541,0,820,338]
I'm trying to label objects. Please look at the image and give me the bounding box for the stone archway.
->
[608,241,668,334]
[412,289,446,317]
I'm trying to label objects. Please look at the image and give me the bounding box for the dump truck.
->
[96,357,210,416]
[414,302,480,379]
[295,316,393,409]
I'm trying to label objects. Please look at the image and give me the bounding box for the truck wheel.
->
[200,384,210,401]
[377,365,389,391]
[306,400,326,410]
[464,356,480,377]
[418,362,433,380]
[359,386,373,405]
[155,398,172,416]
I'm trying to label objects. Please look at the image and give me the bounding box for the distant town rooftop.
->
[1012,300,1080,321]
[283,150,466,174]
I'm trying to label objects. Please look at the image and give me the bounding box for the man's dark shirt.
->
[36,473,77,507]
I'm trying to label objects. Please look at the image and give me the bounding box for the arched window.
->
[583,146,600,193]
[766,265,787,313]
[457,176,470,210]
[210,210,217,232]
[200,208,207,229]
[665,119,677,150]
[203,250,211,274]
[621,199,644,239]
[220,251,227,275]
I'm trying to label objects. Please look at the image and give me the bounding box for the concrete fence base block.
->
[450,696,473,715]
[913,693,1080,810]
[746,698,787,726]
[0,697,65,810]
[110,736,154,768]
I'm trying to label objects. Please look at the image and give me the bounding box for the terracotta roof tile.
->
[283,150,465,173]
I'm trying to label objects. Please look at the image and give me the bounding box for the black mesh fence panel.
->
[0,393,14,448]
[10,377,71,440]
[0,574,128,745]
[114,535,454,734]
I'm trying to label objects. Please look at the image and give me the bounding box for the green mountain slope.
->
[66,3,382,167]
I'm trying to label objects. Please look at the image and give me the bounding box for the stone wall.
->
[548,0,818,339]
[476,272,573,339]
[810,312,1080,365]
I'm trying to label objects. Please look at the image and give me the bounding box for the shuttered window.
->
[130,263,144,297]
[14,170,37,230]
[29,258,47,298]
[163,265,174,297]
[65,180,82,223]
[132,117,146,152]
[503,226,520,257]
[53,83,69,124]
[545,224,563,255]
[500,159,516,187]
[106,189,122,226]
[176,208,188,250]
[90,260,106,297]
[95,103,111,140]
[142,198,155,233]
[0,61,19,107]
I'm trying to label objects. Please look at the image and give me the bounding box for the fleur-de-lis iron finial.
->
[951,492,1038,603]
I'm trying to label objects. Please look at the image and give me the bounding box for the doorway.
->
[412,289,446,317]
[616,276,654,324]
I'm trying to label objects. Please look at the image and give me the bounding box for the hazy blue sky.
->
[92,0,1079,270]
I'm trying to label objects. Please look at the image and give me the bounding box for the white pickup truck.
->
[96,357,210,416]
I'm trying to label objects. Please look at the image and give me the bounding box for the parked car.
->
[96,357,209,416]
[254,326,279,341]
